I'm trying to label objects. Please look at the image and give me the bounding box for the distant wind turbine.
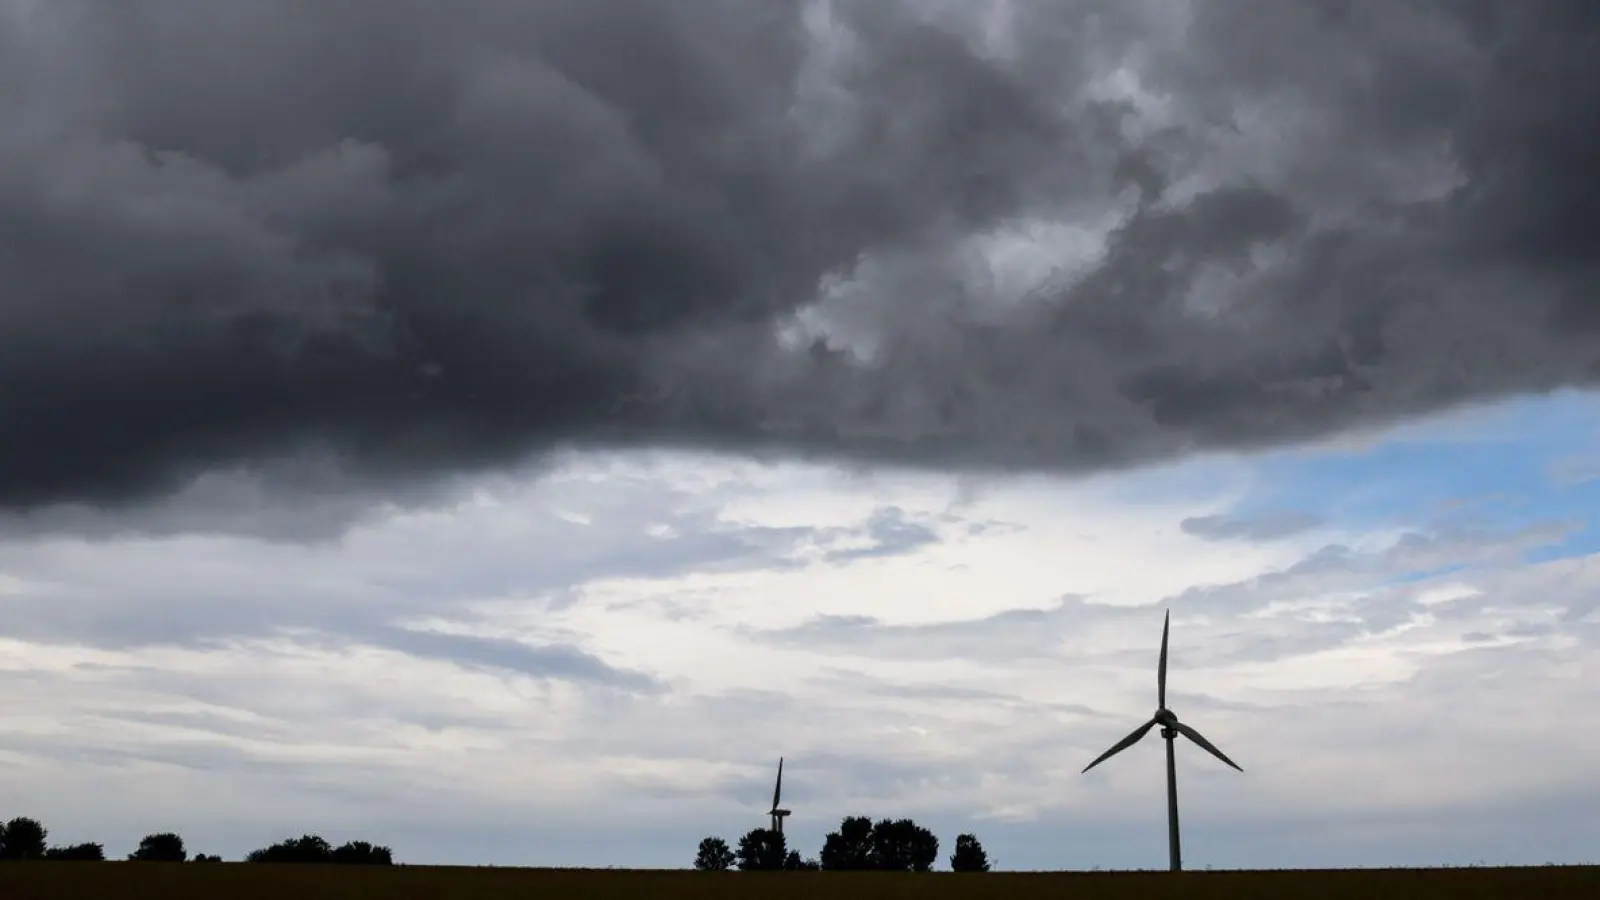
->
[1081,609,1242,872]
[768,757,790,835]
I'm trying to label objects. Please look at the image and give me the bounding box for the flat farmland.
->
[3,864,1599,900]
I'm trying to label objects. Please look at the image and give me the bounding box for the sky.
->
[1,0,1598,871]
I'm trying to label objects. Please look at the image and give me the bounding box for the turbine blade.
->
[772,757,783,810]
[1172,722,1243,772]
[1081,718,1157,774]
[1158,609,1170,709]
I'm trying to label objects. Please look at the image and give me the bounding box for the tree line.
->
[5,812,993,871]
[0,817,391,865]
[694,816,991,872]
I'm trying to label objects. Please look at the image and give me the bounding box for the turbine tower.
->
[767,757,790,835]
[1081,609,1242,872]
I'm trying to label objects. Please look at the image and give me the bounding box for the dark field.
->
[4,864,1600,900]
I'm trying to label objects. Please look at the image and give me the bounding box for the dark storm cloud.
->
[2,0,1596,512]
[0,457,467,543]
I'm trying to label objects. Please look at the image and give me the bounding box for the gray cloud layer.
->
[1181,511,1325,542]
[2,0,1597,511]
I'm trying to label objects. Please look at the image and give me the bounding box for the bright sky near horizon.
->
[2,0,1598,872]
[4,388,1598,869]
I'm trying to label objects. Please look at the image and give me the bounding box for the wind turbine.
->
[1081,609,1242,872]
[767,757,790,835]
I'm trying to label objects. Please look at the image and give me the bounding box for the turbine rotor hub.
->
[1154,708,1177,727]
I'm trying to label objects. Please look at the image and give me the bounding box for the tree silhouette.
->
[734,827,786,871]
[949,833,991,872]
[783,850,820,870]
[819,816,875,870]
[0,817,48,860]
[693,836,735,871]
[246,834,334,863]
[868,818,939,872]
[44,843,105,861]
[192,854,224,863]
[818,815,937,871]
[330,841,393,865]
[128,832,188,862]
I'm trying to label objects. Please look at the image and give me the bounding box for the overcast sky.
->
[2,0,1597,871]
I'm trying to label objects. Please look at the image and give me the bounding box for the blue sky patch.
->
[1210,391,1600,562]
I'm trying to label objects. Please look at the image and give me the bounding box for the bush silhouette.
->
[245,835,390,865]
[128,832,187,862]
[45,843,105,861]
[331,841,393,865]
[246,834,334,863]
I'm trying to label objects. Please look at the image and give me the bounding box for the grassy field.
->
[3,863,1598,900]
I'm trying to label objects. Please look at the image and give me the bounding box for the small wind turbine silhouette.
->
[767,757,790,835]
[1081,609,1241,872]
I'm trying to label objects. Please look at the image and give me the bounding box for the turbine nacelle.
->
[766,757,790,833]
